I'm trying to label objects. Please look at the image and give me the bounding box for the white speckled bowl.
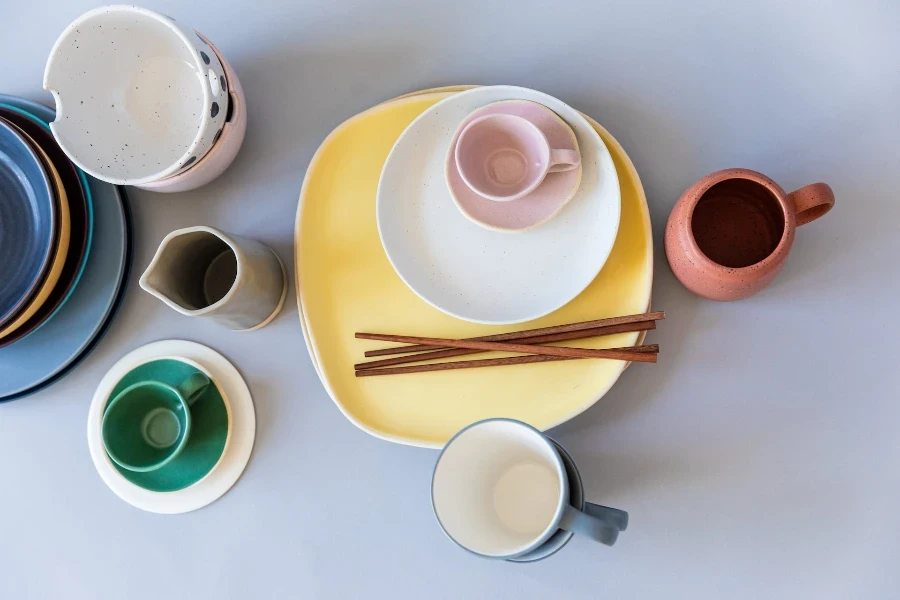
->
[44,5,227,185]
[135,33,246,193]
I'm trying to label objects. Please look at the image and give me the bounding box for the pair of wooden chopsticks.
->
[354,311,663,377]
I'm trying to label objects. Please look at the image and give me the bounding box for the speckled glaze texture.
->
[665,168,835,301]
[44,5,226,185]
[377,86,620,324]
[136,32,246,193]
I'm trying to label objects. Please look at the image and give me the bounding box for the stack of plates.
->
[0,95,132,402]
[295,86,654,448]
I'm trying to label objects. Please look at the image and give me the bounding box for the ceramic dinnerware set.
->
[0,5,259,511]
[41,6,265,511]
[0,93,131,402]
[2,4,839,559]
[296,85,643,558]
[377,87,621,325]
[297,84,837,559]
[370,87,636,557]
[296,86,654,460]
[41,6,282,336]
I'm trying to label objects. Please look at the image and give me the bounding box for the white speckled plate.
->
[377,86,620,325]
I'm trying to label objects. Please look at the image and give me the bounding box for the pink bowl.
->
[135,32,246,193]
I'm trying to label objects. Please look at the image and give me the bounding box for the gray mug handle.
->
[584,503,629,532]
[559,503,629,546]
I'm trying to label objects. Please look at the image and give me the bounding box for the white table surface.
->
[2,1,899,598]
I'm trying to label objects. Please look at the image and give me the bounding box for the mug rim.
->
[683,168,793,275]
[101,380,193,473]
[454,113,551,202]
[431,417,570,560]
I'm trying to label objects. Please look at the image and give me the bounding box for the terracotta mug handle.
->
[788,183,835,226]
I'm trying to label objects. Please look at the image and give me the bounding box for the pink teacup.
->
[454,113,580,202]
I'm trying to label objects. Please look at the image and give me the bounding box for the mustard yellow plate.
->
[295,90,652,448]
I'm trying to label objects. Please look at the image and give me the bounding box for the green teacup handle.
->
[176,373,211,406]
[560,503,629,547]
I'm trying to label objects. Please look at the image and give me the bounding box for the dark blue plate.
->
[0,119,56,325]
[0,96,131,401]
[0,103,94,331]
[0,106,92,347]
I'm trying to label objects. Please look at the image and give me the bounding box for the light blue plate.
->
[0,95,131,401]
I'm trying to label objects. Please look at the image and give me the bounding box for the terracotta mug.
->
[665,168,835,301]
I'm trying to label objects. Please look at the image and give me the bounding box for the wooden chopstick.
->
[361,311,665,357]
[353,333,658,363]
[355,345,659,377]
[354,320,656,371]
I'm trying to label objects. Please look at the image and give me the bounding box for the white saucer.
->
[87,340,255,514]
[377,85,621,325]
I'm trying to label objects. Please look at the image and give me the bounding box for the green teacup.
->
[101,373,210,473]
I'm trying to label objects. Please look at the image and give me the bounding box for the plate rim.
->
[294,88,653,448]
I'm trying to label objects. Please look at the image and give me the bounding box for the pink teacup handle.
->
[788,183,835,226]
[548,149,581,173]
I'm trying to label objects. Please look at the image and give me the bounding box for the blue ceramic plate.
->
[0,103,94,330]
[0,95,131,401]
[0,119,56,325]
[0,105,92,347]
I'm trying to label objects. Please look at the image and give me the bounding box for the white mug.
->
[431,418,628,560]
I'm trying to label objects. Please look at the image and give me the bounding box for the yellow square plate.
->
[295,88,652,448]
